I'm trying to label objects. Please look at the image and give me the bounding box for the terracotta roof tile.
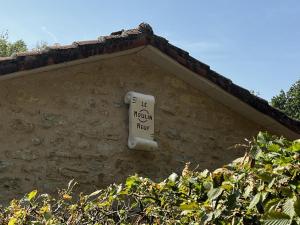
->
[73,40,101,46]
[48,44,76,50]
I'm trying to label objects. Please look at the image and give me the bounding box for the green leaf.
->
[268,178,276,189]
[221,181,233,192]
[8,217,17,225]
[67,179,75,190]
[290,140,300,152]
[207,188,223,201]
[268,143,281,152]
[226,191,239,209]
[257,132,268,145]
[168,173,178,183]
[243,185,253,199]
[283,198,295,218]
[294,198,300,216]
[180,202,199,211]
[199,169,209,178]
[258,172,273,183]
[203,181,213,190]
[87,190,102,199]
[27,190,38,201]
[249,193,261,209]
[125,176,139,189]
[262,211,292,225]
[264,198,281,212]
[261,191,269,202]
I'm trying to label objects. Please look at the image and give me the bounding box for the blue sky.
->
[1,0,299,101]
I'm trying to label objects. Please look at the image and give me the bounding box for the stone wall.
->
[0,53,263,204]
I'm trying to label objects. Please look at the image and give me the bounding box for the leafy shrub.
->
[0,132,299,224]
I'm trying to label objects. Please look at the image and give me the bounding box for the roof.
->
[0,23,299,135]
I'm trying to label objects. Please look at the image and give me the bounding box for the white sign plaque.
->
[124,91,158,151]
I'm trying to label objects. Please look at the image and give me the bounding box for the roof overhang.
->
[0,47,145,82]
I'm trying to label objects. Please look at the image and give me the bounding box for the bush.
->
[0,132,299,224]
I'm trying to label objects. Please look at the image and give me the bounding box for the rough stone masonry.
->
[0,53,264,204]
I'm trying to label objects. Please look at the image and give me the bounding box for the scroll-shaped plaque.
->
[124,91,158,151]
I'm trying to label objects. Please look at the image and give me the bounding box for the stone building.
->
[0,23,299,203]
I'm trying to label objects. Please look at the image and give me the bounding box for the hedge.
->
[0,132,299,224]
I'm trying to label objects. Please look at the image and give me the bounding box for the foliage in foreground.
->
[0,132,299,225]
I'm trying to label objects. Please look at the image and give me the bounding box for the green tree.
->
[0,30,27,57]
[271,80,300,120]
